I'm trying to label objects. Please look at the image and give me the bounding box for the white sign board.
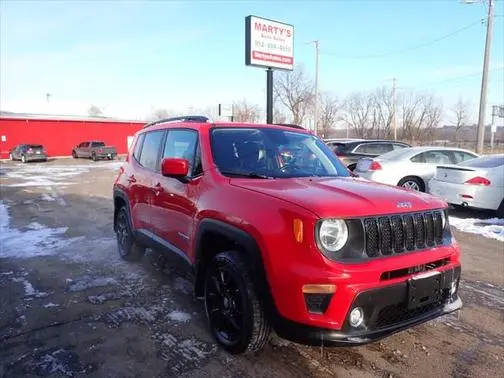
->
[245,16,294,71]
[1,136,6,142]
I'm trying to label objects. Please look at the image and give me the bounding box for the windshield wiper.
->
[220,171,274,179]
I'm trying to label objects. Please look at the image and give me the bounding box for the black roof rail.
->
[274,123,305,130]
[144,115,209,128]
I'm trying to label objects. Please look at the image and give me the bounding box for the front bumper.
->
[273,266,462,346]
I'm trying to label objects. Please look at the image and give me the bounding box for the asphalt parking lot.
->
[0,158,503,377]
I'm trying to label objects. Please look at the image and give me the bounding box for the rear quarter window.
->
[133,133,145,162]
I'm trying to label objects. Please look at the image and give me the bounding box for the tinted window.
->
[451,151,477,164]
[328,143,346,155]
[139,130,164,170]
[83,142,90,147]
[392,143,408,151]
[411,151,452,164]
[162,130,199,176]
[462,155,503,168]
[354,143,393,155]
[211,128,350,178]
[91,142,105,148]
[133,133,145,162]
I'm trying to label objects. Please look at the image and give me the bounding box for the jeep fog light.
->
[349,307,364,328]
[319,219,348,252]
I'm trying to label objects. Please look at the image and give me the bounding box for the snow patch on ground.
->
[0,201,82,259]
[449,216,504,242]
[167,310,191,323]
[43,302,60,308]
[67,276,117,292]
[11,277,49,298]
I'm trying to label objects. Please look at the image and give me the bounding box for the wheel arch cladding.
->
[194,219,274,311]
[113,189,130,232]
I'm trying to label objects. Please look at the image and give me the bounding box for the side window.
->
[393,143,408,151]
[353,144,369,154]
[83,142,90,148]
[133,133,145,162]
[139,130,165,171]
[422,151,452,164]
[411,153,425,163]
[451,151,477,164]
[162,129,200,176]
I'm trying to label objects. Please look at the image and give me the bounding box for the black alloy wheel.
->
[115,207,144,260]
[204,251,270,354]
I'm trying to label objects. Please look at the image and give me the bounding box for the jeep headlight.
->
[318,219,348,252]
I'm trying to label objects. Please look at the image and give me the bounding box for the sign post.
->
[245,15,294,124]
[491,105,504,152]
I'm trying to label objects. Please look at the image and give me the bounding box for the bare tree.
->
[342,92,375,138]
[88,105,103,117]
[373,86,394,139]
[274,66,314,125]
[149,108,174,121]
[400,91,442,144]
[232,100,261,123]
[318,93,342,138]
[452,98,470,143]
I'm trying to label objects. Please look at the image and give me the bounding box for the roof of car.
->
[325,139,409,145]
[141,120,312,134]
[377,145,479,160]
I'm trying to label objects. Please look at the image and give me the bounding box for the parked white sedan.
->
[429,155,504,217]
[355,146,478,192]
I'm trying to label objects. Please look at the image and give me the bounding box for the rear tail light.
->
[465,176,490,186]
[369,161,382,170]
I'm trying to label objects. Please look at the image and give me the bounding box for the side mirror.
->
[161,157,189,178]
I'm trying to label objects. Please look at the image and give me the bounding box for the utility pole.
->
[311,40,320,135]
[392,78,397,140]
[475,0,494,153]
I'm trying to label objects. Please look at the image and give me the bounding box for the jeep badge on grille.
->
[397,201,412,209]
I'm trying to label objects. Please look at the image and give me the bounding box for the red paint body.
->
[0,116,144,159]
[115,121,461,332]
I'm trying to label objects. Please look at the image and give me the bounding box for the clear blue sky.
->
[1,0,503,123]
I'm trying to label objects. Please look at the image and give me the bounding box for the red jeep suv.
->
[113,116,462,354]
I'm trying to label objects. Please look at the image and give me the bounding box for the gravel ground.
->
[0,158,502,377]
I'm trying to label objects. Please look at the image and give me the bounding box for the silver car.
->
[356,146,478,192]
[429,155,504,217]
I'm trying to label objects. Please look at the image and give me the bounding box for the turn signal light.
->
[465,176,490,186]
[302,284,337,294]
[369,161,382,170]
[293,218,303,243]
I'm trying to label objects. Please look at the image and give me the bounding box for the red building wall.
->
[0,117,145,159]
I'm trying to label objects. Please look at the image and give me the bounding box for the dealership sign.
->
[245,16,294,71]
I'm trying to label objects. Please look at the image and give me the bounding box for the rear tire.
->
[398,176,424,192]
[21,155,26,163]
[115,207,144,261]
[72,150,78,159]
[92,153,97,162]
[497,200,504,218]
[204,251,271,354]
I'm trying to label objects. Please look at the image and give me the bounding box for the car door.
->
[129,130,166,231]
[150,128,201,256]
[77,142,88,157]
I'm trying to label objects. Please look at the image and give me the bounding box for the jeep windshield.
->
[211,128,350,179]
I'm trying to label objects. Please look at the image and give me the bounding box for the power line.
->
[321,19,484,59]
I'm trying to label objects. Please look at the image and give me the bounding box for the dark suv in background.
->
[9,144,48,163]
[325,139,410,171]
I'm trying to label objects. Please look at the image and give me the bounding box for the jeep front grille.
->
[363,211,444,258]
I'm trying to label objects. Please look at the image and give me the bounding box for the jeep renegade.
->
[113,116,462,354]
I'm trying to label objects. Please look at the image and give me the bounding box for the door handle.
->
[153,182,163,196]
[127,175,136,183]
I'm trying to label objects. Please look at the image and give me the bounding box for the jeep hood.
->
[230,177,446,218]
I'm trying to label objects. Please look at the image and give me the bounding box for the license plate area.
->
[408,271,442,309]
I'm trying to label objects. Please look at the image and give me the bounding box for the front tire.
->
[72,150,78,159]
[21,155,26,163]
[204,251,271,354]
[398,176,424,192]
[115,207,144,261]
